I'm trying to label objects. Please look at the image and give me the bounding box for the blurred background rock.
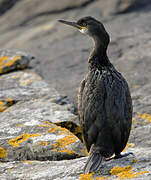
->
[0,0,150,108]
[0,1,151,179]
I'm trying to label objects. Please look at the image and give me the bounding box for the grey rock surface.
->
[0,50,30,75]
[0,70,86,162]
[0,149,151,179]
[0,0,151,179]
[0,1,150,107]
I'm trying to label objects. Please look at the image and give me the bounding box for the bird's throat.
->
[88,36,110,69]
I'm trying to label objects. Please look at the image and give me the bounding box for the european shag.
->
[58,16,132,174]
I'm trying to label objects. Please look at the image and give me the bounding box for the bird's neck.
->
[88,36,111,69]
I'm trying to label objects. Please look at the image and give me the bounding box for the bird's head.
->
[58,16,110,49]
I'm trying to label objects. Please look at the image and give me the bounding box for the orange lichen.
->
[0,147,7,158]
[0,98,14,112]
[0,56,9,73]
[17,123,24,127]
[0,56,9,61]
[56,135,77,148]
[47,123,72,136]
[123,142,135,152]
[20,79,34,86]
[39,124,50,128]
[110,166,149,179]
[132,159,138,163]
[7,169,13,172]
[8,133,40,147]
[0,56,21,73]
[0,100,5,112]
[56,149,75,155]
[74,125,82,140]
[43,121,87,156]
[110,166,132,175]
[38,141,48,146]
[118,170,149,179]
[80,148,89,156]
[4,56,21,67]
[96,177,105,180]
[139,113,151,123]
[23,160,33,163]
[79,172,94,180]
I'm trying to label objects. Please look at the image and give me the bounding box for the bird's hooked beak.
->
[58,19,86,30]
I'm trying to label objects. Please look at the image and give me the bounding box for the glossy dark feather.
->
[58,16,132,174]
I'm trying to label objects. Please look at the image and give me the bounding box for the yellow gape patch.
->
[79,27,88,34]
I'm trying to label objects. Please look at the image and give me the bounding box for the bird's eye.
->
[82,23,87,27]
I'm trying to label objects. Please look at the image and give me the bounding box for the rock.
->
[0,71,56,101]
[0,0,18,15]
[0,70,82,139]
[99,0,137,15]
[0,97,16,112]
[0,0,151,179]
[0,120,86,161]
[0,149,151,179]
[0,50,31,75]
[0,0,92,31]
[0,67,86,162]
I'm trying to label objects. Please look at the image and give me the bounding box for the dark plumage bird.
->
[58,16,132,174]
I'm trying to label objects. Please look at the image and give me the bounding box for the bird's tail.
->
[83,152,103,174]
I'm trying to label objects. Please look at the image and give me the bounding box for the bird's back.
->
[78,65,132,157]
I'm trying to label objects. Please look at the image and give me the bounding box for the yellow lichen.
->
[4,56,21,67]
[96,177,105,180]
[0,100,5,112]
[8,133,40,147]
[139,113,151,123]
[123,142,135,152]
[38,124,50,127]
[0,147,7,158]
[56,135,77,148]
[56,149,75,155]
[132,159,138,163]
[118,170,149,179]
[134,171,149,177]
[47,123,72,136]
[74,125,83,141]
[79,172,94,180]
[20,79,34,86]
[0,56,9,73]
[23,160,33,163]
[38,141,48,146]
[0,56,21,73]
[17,124,24,127]
[118,171,137,179]
[110,166,149,179]
[7,169,13,172]
[0,98,14,112]
[110,166,132,175]
[43,122,87,156]
[80,148,89,156]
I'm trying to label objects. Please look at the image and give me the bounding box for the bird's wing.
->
[78,71,108,152]
[104,70,132,153]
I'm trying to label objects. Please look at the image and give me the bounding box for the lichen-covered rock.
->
[0,71,58,101]
[0,120,87,162]
[0,148,151,180]
[0,97,16,112]
[0,50,31,75]
[0,69,86,162]
[0,70,82,139]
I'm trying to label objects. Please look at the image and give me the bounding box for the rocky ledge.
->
[0,50,151,180]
